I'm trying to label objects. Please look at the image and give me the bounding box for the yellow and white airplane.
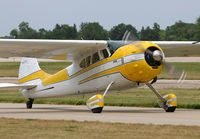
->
[0,39,199,113]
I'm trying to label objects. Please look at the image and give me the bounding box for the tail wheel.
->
[26,101,32,109]
[26,98,34,109]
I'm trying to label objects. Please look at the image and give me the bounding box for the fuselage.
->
[20,41,164,99]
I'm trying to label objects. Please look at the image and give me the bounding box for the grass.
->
[163,45,200,57]
[0,62,199,80]
[159,62,200,80]
[0,88,200,109]
[0,118,200,139]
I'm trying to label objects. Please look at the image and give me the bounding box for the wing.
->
[0,83,36,90]
[0,39,107,61]
[152,41,200,57]
[152,41,200,48]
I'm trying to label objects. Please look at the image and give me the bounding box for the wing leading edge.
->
[0,39,199,61]
[152,41,200,48]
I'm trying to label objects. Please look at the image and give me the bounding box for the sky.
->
[0,0,199,36]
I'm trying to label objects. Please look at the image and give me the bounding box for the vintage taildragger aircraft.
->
[0,38,199,113]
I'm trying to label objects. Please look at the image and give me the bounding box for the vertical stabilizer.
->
[18,57,41,80]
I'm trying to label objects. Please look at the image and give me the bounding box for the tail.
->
[18,57,49,85]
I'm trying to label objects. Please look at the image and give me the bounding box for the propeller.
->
[121,30,187,84]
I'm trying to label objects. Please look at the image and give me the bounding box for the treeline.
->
[2,17,200,41]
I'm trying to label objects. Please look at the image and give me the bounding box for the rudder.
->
[18,57,48,85]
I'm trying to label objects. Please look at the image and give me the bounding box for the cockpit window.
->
[100,49,109,58]
[92,52,100,64]
[80,59,86,68]
[107,40,132,55]
[86,56,91,67]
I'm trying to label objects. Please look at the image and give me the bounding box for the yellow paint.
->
[165,93,177,100]
[80,66,123,84]
[87,94,104,108]
[165,93,177,107]
[87,94,104,103]
[120,42,163,82]
[168,101,177,107]
[80,41,164,83]
[18,69,70,85]
[18,70,51,84]
[81,41,163,83]
[90,102,104,107]
[42,69,70,85]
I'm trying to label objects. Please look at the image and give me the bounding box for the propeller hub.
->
[152,50,163,62]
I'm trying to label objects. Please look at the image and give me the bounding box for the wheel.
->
[26,99,34,109]
[26,101,32,109]
[165,106,176,112]
[91,107,103,113]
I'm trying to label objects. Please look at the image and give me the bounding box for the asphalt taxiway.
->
[0,103,200,126]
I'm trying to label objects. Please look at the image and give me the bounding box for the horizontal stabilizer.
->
[0,83,36,90]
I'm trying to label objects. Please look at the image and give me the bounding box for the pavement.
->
[165,57,200,62]
[0,103,200,126]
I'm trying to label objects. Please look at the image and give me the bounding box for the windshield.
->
[107,41,133,53]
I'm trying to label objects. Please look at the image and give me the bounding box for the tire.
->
[165,106,176,112]
[26,101,32,109]
[91,107,103,113]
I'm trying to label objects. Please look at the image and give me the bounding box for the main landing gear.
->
[145,82,177,112]
[87,81,114,113]
[26,98,34,109]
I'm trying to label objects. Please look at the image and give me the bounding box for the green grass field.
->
[0,118,200,139]
[0,88,200,109]
[163,46,200,57]
[0,62,199,79]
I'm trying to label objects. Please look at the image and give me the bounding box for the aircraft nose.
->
[145,47,164,67]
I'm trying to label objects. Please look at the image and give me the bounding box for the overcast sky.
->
[0,0,199,36]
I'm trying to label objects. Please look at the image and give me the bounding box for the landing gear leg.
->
[26,98,34,109]
[145,82,177,112]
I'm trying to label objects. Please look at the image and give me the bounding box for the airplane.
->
[0,39,199,113]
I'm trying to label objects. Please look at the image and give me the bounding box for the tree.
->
[194,17,200,41]
[38,28,48,39]
[109,23,138,40]
[165,20,196,41]
[50,24,78,39]
[10,29,18,38]
[17,21,38,39]
[139,23,161,41]
[152,23,161,40]
[79,22,108,40]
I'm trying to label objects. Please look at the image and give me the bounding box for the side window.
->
[109,46,114,55]
[92,52,100,64]
[86,56,91,67]
[80,59,86,68]
[100,49,109,58]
